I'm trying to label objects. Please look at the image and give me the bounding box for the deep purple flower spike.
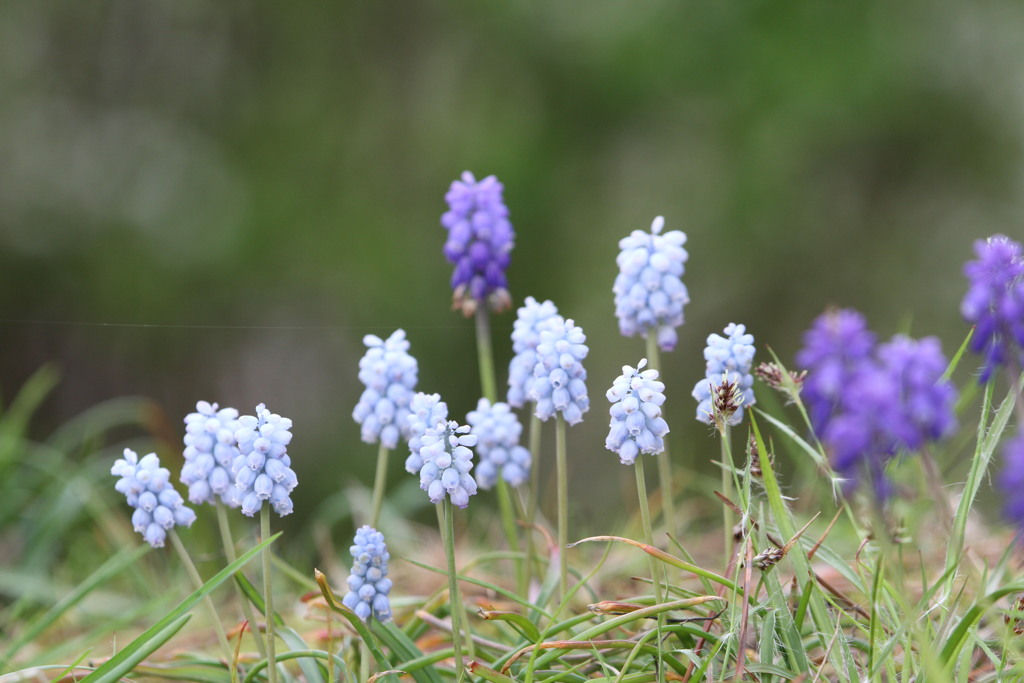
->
[961,235,1024,382]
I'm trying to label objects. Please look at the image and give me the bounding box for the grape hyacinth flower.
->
[352,330,419,449]
[180,401,240,507]
[467,398,532,488]
[613,216,690,351]
[342,526,393,622]
[999,430,1024,535]
[530,317,590,425]
[441,171,515,316]
[606,359,669,465]
[507,297,560,407]
[112,449,196,548]
[230,404,297,517]
[692,323,756,428]
[416,420,478,508]
[796,308,878,434]
[404,392,449,475]
[961,234,1024,382]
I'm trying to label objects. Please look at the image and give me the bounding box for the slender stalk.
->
[720,425,734,559]
[525,413,542,595]
[260,506,278,683]
[496,478,525,599]
[646,333,677,537]
[440,500,465,678]
[216,505,267,659]
[555,413,569,601]
[634,457,665,683]
[475,307,498,404]
[370,442,390,529]
[169,530,235,669]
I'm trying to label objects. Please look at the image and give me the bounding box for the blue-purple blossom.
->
[606,359,669,465]
[352,330,419,449]
[416,420,478,508]
[404,392,449,474]
[613,216,690,351]
[692,323,756,427]
[230,404,297,517]
[442,171,514,316]
[795,308,877,434]
[795,309,958,494]
[180,401,240,507]
[961,235,1024,382]
[467,398,531,488]
[999,430,1024,534]
[529,317,590,425]
[342,525,393,622]
[507,297,560,408]
[112,449,196,548]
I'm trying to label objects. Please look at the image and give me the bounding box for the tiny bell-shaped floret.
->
[692,323,756,428]
[404,392,449,474]
[467,398,532,488]
[180,400,241,507]
[529,317,590,425]
[230,403,297,517]
[507,297,560,408]
[613,216,690,351]
[112,449,196,548]
[352,330,419,449]
[605,359,669,465]
[341,525,393,622]
[442,171,515,316]
[416,420,478,508]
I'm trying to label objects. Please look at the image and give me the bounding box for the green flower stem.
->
[260,506,278,683]
[168,529,235,668]
[475,307,498,404]
[496,478,525,600]
[370,442,390,529]
[555,413,569,601]
[633,456,665,682]
[525,412,542,595]
[440,500,465,678]
[720,425,734,559]
[646,332,677,537]
[216,505,267,659]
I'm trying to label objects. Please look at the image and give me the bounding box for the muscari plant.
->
[8,179,1024,683]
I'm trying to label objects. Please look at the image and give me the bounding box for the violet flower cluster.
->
[180,401,240,507]
[352,330,419,449]
[529,317,590,425]
[507,297,560,408]
[416,420,478,508]
[961,234,1024,382]
[229,403,297,517]
[441,171,514,316]
[605,359,669,465]
[796,308,957,493]
[692,323,756,427]
[467,398,531,488]
[404,392,449,474]
[342,525,393,622]
[112,449,196,548]
[613,216,690,351]
[999,431,1024,534]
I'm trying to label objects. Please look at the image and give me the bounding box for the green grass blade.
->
[371,619,444,683]
[278,626,326,683]
[83,613,192,683]
[940,583,1024,667]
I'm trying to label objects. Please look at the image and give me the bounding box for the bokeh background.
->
[2,1,1023,549]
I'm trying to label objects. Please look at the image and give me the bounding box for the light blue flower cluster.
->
[467,398,532,488]
[230,404,297,517]
[692,323,756,426]
[180,401,240,506]
[112,449,196,548]
[529,318,590,425]
[352,330,419,449]
[404,392,449,474]
[342,525,393,622]
[441,171,515,316]
[606,359,669,465]
[507,297,560,408]
[613,216,690,351]
[416,420,478,508]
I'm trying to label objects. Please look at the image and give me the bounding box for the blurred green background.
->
[1,1,1022,545]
